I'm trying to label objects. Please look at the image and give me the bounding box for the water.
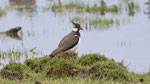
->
[0,0,150,73]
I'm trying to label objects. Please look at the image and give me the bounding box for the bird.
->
[49,21,83,63]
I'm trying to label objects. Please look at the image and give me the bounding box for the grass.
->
[0,50,24,60]
[27,30,35,37]
[0,53,150,83]
[71,17,120,30]
[145,1,150,5]
[127,2,140,16]
[0,49,42,67]
[0,7,7,18]
[0,50,28,61]
[52,1,119,14]
[0,5,13,18]
[0,62,34,80]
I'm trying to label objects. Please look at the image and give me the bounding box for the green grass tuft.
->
[77,53,108,66]
[0,7,7,18]
[52,1,118,14]
[89,61,129,81]
[71,17,120,29]
[1,62,26,73]
[0,62,33,80]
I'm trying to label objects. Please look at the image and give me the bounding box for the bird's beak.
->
[80,25,84,30]
[80,27,83,30]
[71,21,75,24]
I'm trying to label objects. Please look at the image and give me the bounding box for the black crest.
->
[71,21,83,30]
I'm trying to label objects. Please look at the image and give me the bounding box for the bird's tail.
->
[49,54,55,58]
[49,48,62,58]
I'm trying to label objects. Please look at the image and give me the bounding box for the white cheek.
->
[72,28,78,31]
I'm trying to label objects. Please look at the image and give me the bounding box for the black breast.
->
[75,30,80,37]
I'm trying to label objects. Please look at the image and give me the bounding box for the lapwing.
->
[49,21,83,63]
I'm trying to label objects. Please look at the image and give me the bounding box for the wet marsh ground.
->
[0,0,150,82]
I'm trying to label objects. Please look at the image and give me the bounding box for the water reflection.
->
[0,49,42,69]
[0,27,22,40]
[71,16,120,31]
[100,0,106,15]
[0,7,7,18]
[9,0,37,17]
[119,0,140,16]
[144,0,150,18]
[0,33,22,40]
[128,2,135,16]
[5,33,22,40]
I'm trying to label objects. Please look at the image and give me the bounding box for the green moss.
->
[45,58,78,77]
[0,62,32,80]
[1,53,150,83]
[25,58,42,73]
[25,56,51,73]
[1,62,26,73]
[25,53,87,78]
[25,53,75,73]
[89,61,129,81]
[25,53,78,73]
[77,53,108,66]
[54,52,78,59]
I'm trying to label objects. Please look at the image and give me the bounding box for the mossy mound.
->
[25,53,87,78]
[1,53,134,82]
[77,53,108,66]
[25,56,51,73]
[45,57,87,78]
[0,62,32,80]
[89,61,129,81]
[53,52,78,59]
[25,53,78,73]
[25,53,130,80]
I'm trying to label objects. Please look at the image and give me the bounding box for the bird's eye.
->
[77,25,80,28]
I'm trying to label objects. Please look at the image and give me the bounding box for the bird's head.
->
[71,21,83,32]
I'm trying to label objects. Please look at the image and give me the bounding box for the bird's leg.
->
[65,53,67,59]
[65,53,69,63]
[70,52,75,64]
[64,53,67,64]
[66,53,71,63]
[58,0,61,4]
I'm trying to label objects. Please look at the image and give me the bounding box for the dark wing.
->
[58,32,79,51]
